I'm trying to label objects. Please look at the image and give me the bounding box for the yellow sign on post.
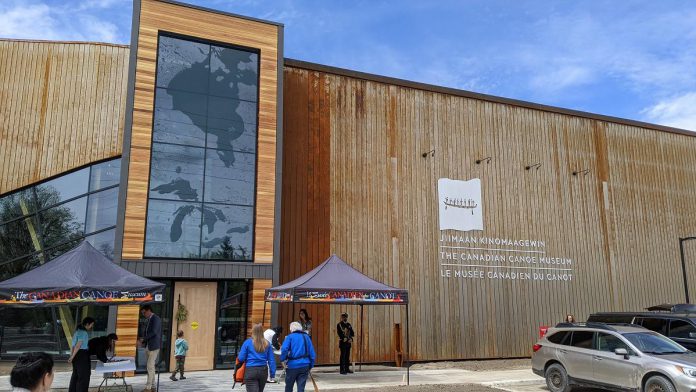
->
[191,321,199,330]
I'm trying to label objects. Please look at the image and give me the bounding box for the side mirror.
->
[689,332,696,339]
[614,348,629,359]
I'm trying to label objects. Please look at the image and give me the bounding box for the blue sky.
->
[2,0,696,131]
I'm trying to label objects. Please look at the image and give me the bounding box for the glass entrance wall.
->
[215,280,249,369]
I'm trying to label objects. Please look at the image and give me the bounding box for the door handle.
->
[593,356,603,361]
[560,349,568,354]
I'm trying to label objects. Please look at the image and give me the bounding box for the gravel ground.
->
[328,385,505,392]
[411,358,530,371]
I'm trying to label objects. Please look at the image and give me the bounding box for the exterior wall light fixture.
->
[525,163,542,171]
[476,156,492,164]
[572,169,590,176]
[422,149,435,158]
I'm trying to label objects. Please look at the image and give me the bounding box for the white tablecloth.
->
[94,356,136,374]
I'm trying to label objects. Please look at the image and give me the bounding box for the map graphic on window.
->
[145,34,258,261]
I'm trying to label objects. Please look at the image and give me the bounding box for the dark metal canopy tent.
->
[264,254,411,384]
[0,241,165,307]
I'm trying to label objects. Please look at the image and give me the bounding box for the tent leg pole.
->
[359,304,363,372]
[406,304,410,386]
[262,300,267,326]
[157,330,163,391]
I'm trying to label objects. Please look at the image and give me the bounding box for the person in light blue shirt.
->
[170,330,189,381]
[280,322,316,392]
[238,324,276,392]
[68,317,95,392]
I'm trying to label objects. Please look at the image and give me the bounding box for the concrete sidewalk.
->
[0,364,545,391]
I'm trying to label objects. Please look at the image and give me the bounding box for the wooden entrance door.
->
[170,281,217,371]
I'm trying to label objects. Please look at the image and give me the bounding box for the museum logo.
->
[438,178,483,231]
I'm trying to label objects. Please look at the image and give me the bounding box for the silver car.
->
[532,323,696,392]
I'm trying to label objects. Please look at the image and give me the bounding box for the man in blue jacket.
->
[280,321,316,392]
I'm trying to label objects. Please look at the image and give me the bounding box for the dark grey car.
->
[588,310,696,352]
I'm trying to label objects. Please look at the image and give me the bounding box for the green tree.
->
[0,185,84,280]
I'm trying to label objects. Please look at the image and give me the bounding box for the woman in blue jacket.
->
[280,322,316,392]
[238,324,276,392]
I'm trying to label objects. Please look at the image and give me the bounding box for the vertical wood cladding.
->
[247,279,272,336]
[0,40,128,194]
[115,305,140,376]
[121,0,280,263]
[280,65,696,363]
[278,69,333,362]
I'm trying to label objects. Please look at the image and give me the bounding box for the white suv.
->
[532,323,696,392]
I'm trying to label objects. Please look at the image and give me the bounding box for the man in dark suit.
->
[336,312,355,374]
[139,305,162,392]
[89,333,118,363]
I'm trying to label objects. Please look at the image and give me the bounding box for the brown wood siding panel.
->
[247,279,272,336]
[278,68,334,362]
[281,65,696,364]
[0,40,127,194]
[121,0,280,262]
[115,304,140,375]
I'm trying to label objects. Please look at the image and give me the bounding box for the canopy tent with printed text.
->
[0,241,165,307]
[0,241,166,389]
[264,254,411,384]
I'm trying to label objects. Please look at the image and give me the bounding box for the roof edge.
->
[284,58,695,138]
[157,0,284,28]
[0,37,129,48]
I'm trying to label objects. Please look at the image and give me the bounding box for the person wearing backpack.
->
[280,322,316,392]
[238,324,276,392]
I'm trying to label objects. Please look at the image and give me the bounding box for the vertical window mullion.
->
[198,43,213,260]
[84,166,93,237]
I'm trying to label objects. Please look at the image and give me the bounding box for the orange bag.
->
[233,358,246,388]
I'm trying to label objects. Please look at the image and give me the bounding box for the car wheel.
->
[545,363,572,392]
[645,375,676,392]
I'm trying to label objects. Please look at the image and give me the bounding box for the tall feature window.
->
[145,34,258,261]
[0,158,121,276]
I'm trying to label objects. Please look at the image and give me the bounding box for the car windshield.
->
[623,332,688,354]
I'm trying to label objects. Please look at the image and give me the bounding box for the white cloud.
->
[642,93,696,131]
[78,15,120,42]
[529,65,593,92]
[0,1,128,43]
[507,8,696,100]
[0,3,58,40]
[75,0,128,11]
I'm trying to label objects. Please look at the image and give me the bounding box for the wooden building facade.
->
[278,62,696,364]
[2,0,696,368]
